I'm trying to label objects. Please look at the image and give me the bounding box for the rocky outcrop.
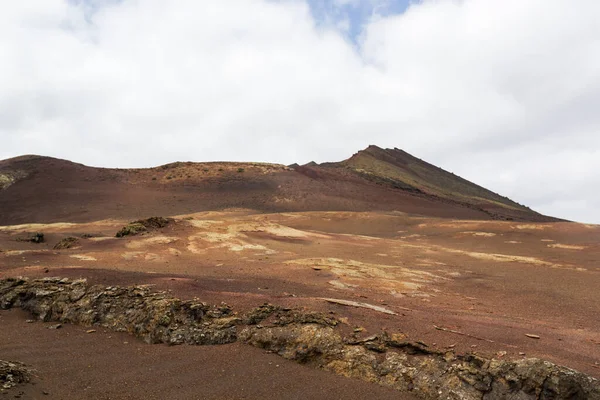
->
[0,360,31,390]
[0,277,236,345]
[0,170,27,190]
[115,217,172,238]
[16,232,44,243]
[242,324,600,399]
[1,277,598,399]
[53,236,79,249]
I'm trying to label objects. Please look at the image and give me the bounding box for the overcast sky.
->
[1,0,600,223]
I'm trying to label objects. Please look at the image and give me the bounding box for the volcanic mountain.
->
[2,146,600,399]
[0,145,553,225]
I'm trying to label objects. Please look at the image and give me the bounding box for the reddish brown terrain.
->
[1,146,598,399]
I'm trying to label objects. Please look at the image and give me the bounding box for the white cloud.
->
[1,0,600,222]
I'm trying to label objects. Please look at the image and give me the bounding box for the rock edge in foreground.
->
[1,277,598,400]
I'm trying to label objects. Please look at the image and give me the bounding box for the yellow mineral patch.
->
[460,231,497,237]
[121,252,144,260]
[328,280,358,290]
[337,233,381,241]
[4,250,51,256]
[399,234,422,239]
[185,220,318,253]
[88,237,117,242]
[70,254,97,261]
[187,230,269,253]
[419,221,486,229]
[188,220,224,229]
[547,243,586,250]
[168,248,182,256]
[0,173,15,189]
[237,222,329,239]
[228,243,268,252]
[126,236,178,249]
[516,224,549,230]
[442,248,566,268]
[0,222,76,232]
[286,258,446,293]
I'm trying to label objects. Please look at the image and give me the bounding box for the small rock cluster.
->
[16,233,44,244]
[53,237,79,250]
[115,216,171,238]
[0,360,31,390]
[1,277,598,399]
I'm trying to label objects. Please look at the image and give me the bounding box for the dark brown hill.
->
[0,147,556,224]
[325,145,535,216]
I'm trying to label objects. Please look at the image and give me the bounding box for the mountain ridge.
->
[0,146,559,224]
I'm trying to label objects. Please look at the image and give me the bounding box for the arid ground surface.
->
[0,148,598,399]
[1,210,599,398]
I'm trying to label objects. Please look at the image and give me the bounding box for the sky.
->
[1,0,600,223]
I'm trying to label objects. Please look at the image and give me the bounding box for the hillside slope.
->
[327,145,533,214]
[0,147,556,224]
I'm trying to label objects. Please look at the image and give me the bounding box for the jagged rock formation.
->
[1,278,597,399]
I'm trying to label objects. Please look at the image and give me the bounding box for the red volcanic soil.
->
[0,309,410,400]
[1,148,593,399]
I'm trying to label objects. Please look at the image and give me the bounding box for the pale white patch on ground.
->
[0,222,76,232]
[3,250,51,256]
[581,224,599,229]
[186,220,325,253]
[445,271,462,277]
[505,241,522,244]
[442,248,569,269]
[88,237,117,242]
[168,248,182,256]
[120,251,161,261]
[336,233,380,241]
[516,224,550,230]
[69,254,97,261]
[419,221,487,229]
[278,213,305,219]
[273,196,293,203]
[187,231,269,253]
[328,280,358,290]
[460,231,497,237]
[238,222,330,239]
[399,234,422,239]
[126,236,178,249]
[187,220,224,229]
[286,258,447,294]
[547,244,586,250]
[321,298,397,315]
[121,252,144,260]
[228,243,268,252]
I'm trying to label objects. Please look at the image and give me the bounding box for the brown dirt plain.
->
[0,148,598,399]
[1,211,599,398]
